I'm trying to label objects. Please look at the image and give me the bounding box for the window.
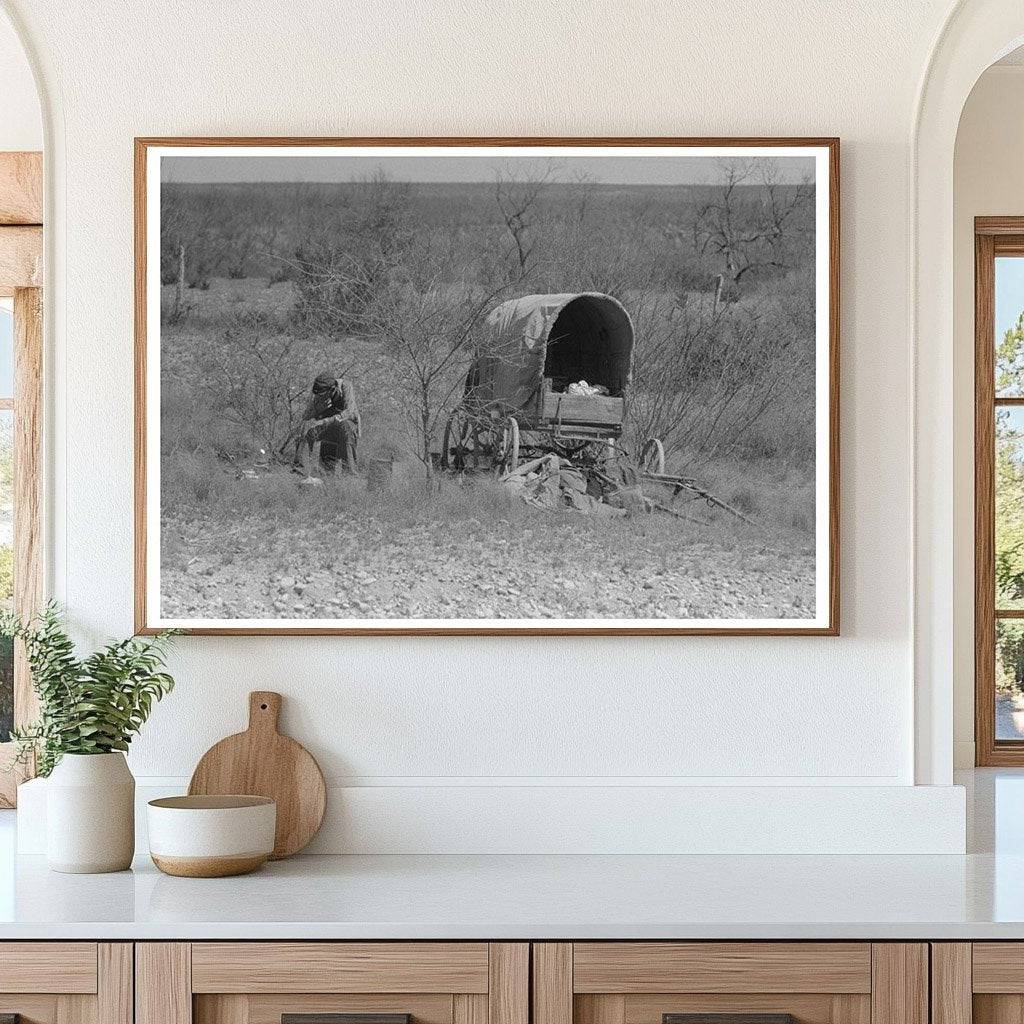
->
[0,151,42,805]
[975,220,1024,764]
[0,288,40,805]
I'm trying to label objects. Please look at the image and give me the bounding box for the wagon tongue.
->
[498,451,764,529]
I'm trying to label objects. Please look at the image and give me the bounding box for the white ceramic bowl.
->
[147,795,276,877]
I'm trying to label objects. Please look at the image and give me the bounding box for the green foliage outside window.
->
[995,314,1024,695]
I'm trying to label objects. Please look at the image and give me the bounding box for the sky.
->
[162,152,816,187]
[0,305,12,397]
[997,256,1024,341]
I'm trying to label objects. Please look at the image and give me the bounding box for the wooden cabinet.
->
[931,943,1024,1024]
[136,943,528,1024]
[0,938,949,1024]
[0,943,132,1024]
[532,944,928,1024]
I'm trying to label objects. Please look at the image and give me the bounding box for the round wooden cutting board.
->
[188,691,326,859]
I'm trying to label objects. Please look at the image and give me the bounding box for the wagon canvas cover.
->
[475,293,635,412]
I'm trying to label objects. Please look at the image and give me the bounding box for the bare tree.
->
[493,160,560,276]
[159,185,202,321]
[287,169,411,333]
[197,309,339,457]
[693,159,814,300]
[365,175,552,475]
[283,170,542,478]
[370,228,536,476]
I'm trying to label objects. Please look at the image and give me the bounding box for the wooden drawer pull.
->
[283,1016,411,1024]
[665,1016,796,1024]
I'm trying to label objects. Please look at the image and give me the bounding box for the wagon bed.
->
[523,379,625,433]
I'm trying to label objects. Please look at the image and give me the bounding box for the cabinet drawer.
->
[973,943,1024,992]
[139,942,528,1024]
[534,943,925,1024]
[0,942,98,993]
[191,943,490,993]
[573,943,872,994]
[0,943,130,1024]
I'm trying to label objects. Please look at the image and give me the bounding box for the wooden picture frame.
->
[135,137,840,636]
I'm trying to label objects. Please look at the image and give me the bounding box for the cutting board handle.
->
[248,691,282,734]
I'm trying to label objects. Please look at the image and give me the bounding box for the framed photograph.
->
[135,137,839,635]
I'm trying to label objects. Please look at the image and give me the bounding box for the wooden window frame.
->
[0,151,43,806]
[975,217,1024,764]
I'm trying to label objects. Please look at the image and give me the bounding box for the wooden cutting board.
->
[188,691,326,859]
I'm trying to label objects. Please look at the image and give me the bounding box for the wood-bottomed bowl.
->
[147,795,276,877]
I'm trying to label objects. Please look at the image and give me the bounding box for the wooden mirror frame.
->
[0,151,43,806]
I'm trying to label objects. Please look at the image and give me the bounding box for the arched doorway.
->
[914,0,1024,785]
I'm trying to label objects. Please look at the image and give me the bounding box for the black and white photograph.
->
[137,140,838,634]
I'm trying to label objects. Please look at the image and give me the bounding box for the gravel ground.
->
[160,485,815,622]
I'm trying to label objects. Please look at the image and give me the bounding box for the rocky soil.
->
[160,476,815,622]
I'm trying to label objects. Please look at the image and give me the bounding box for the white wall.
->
[0,8,39,151]
[952,65,1024,768]
[0,0,973,851]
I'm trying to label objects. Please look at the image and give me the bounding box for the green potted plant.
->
[2,603,177,873]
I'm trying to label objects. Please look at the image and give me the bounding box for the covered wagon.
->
[442,292,664,475]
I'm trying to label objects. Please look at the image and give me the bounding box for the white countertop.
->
[1,849,1023,940]
[1,769,1022,941]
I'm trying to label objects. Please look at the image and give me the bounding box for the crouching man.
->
[292,371,361,476]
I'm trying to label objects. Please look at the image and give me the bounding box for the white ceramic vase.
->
[46,752,135,873]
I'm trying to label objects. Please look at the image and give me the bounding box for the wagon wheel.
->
[442,409,483,472]
[441,409,464,471]
[496,416,520,477]
[641,437,666,476]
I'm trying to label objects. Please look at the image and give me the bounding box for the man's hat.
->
[312,372,336,394]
